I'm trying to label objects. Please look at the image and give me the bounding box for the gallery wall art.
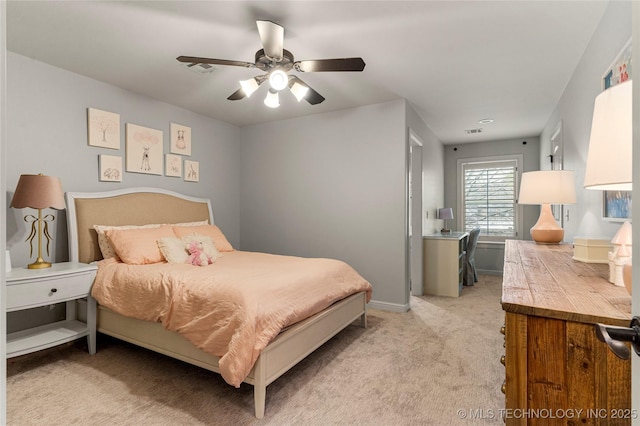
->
[125,123,163,175]
[88,108,120,149]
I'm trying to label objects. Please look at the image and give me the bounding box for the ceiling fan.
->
[177,20,366,108]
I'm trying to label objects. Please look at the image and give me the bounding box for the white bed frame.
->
[65,187,367,418]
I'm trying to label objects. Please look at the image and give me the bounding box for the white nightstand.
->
[6,262,98,358]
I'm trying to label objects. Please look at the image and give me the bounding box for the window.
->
[458,156,521,240]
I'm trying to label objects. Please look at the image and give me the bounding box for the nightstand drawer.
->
[7,270,95,311]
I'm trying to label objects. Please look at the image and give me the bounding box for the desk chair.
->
[464,228,481,285]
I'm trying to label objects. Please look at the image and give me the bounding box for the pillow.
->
[157,237,190,264]
[94,224,160,260]
[93,220,208,260]
[172,225,234,252]
[105,225,176,265]
[181,234,220,262]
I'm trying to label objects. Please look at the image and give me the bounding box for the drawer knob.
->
[501,381,506,394]
[500,325,506,335]
[500,355,505,366]
[50,288,58,293]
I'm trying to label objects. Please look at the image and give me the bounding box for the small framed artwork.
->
[165,154,182,178]
[125,123,163,175]
[88,108,120,149]
[603,190,632,222]
[170,123,192,156]
[99,155,122,182]
[602,38,631,90]
[184,160,199,182]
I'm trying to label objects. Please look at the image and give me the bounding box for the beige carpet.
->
[7,275,505,425]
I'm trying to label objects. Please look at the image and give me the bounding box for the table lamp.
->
[438,207,454,234]
[518,170,576,244]
[10,174,66,269]
[584,80,632,292]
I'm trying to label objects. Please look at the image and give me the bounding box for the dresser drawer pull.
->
[500,355,505,366]
[501,381,506,394]
[500,325,506,335]
[50,288,57,293]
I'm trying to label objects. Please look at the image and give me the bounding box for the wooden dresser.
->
[501,240,631,425]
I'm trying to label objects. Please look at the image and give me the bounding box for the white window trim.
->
[456,154,524,242]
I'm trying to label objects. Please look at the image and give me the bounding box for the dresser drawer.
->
[7,271,94,311]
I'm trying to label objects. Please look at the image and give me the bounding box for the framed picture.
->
[170,123,192,156]
[602,38,631,90]
[184,160,199,182]
[165,154,182,177]
[87,108,120,149]
[125,123,163,175]
[601,38,632,219]
[99,154,122,182]
[603,190,632,222]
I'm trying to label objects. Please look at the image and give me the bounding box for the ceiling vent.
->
[181,62,217,74]
[464,128,483,134]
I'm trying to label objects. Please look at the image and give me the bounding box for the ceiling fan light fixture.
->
[290,81,309,102]
[240,78,259,98]
[269,69,288,91]
[264,89,280,108]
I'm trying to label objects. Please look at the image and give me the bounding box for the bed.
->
[65,187,372,418]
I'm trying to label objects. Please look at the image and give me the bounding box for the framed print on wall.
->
[601,38,632,220]
[603,190,632,222]
[170,123,192,156]
[125,123,163,175]
[87,108,120,149]
[184,160,199,182]
[165,154,182,177]
[99,154,122,182]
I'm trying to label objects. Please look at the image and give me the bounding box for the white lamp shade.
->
[584,80,632,190]
[264,89,280,108]
[290,81,309,102]
[240,78,259,98]
[518,170,576,205]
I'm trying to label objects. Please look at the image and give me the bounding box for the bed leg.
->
[253,355,266,418]
[360,311,367,328]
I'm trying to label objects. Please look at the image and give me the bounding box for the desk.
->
[423,232,468,297]
[501,240,630,425]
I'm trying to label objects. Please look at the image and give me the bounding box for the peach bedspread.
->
[91,251,372,387]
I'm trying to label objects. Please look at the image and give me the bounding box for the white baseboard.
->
[367,300,410,313]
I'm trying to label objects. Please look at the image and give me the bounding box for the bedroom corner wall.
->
[539,1,632,244]
[239,100,408,310]
[6,52,242,268]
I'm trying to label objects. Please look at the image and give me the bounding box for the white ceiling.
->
[6,1,608,144]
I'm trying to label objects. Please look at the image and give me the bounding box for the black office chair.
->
[464,228,481,285]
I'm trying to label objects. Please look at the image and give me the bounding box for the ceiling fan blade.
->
[256,20,284,60]
[227,88,247,101]
[289,76,325,105]
[177,56,255,68]
[294,57,366,72]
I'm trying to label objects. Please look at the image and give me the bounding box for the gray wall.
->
[443,137,541,274]
[240,99,415,311]
[539,1,632,243]
[6,52,242,267]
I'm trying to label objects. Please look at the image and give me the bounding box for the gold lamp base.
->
[530,203,564,244]
[28,257,52,269]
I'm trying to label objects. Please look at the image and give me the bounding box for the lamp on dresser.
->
[518,170,576,244]
[10,173,66,269]
[584,79,632,292]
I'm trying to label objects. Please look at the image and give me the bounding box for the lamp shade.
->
[584,80,632,190]
[518,170,576,205]
[10,174,65,210]
[438,208,454,220]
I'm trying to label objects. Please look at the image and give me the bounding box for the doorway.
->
[408,129,423,300]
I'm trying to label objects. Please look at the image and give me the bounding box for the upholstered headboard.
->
[66,187,213,264]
